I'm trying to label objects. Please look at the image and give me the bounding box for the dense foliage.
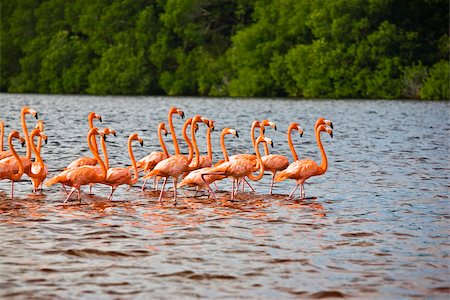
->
[1,0,448,99]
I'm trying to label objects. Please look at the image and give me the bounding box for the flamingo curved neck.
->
[169,111,180,155]
[287,124,299,161]
[21,110,32,159]
[9,135,24,181]
[100,137,109,169]
[190,119,201,168]
[220,132,229,161]
[128,138,139,184]
[158,124,169,157]
[247,139,265,181]
[181,120,193,163]
[250,121,259,149]
[29,130,45,178]
[88,131,106,178]
[316,129,328,174]
[206,127,212,162]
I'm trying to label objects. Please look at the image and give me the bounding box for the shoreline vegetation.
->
[1,1,449,100]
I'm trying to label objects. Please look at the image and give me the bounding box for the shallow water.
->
[0,94,449,299]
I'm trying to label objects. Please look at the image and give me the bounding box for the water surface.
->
[0,94,449,299]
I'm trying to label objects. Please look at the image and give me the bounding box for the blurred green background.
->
[1,0,448,99]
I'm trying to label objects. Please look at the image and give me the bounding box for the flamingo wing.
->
[262,154,289,172]
[66,156,97,169]
[106,168,132,186]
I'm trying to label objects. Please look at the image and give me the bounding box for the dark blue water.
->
[0,94,449,299]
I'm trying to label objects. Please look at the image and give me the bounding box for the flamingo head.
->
[176,108,185,119]
[262,120,277,131]
[10,130,26,147]
[88,112,102,123]
[129,133,144,147]
[102,128,117,137]
[23,107,38,119]
[315,118,333,130]
[317,124,333,138]
[256,136,273,148]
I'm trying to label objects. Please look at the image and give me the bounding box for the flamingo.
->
[229,119,276,192]
[0,120,13,160]
[45,127,107,203]
[0,131,26,198]
[87,127,116,194]
[137,122,169,172]
[167,106,185,155]
[274,124,333,199]
[29,124,48,194]
[65,112,102,169]
[143,115,202,206]
[201,135,273,201]
[0,107,41,185]
[179,127,239,196]
[139,122,170,191]
[262,122,304,194]
[100,133,144,200]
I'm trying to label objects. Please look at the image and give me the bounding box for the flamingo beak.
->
[44,138,48,145]
[98,116,103,122]
[35,112,38,120]
[274,124,277,131]
[235,131,239,138]
[180,111,185,119]
[330,131,333,138]
[140,140,144,147]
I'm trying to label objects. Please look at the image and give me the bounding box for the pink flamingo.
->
[65,112,102,169]
[0,131,26,198]
[262,122,304,194]
[167,106,185,155]
[0,120,13,160]
[274,124,333,199]
[201,135,273,201]
[143,115,202,206]
[179,127,239,196]
[45,128,107,203]
[140,122,170,191]
[29,123,48,194]
[0,107,42,186]
[101,133,144,200]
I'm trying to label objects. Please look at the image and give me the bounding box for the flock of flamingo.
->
[0,106,333,206]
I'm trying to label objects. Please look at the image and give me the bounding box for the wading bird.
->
[274,124,333,199]
[0,131,26,198]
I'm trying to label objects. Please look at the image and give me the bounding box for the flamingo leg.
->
[288,184,299,199]
[269,173,275,195]
[231,179,236,201]
[194,187,199,197]
[142,179,148,191]
[108,186,117,201]
[201,173,224,200]
[64,187,77,203]
[213,182,219,191]
[61,184,68,194]
[172,177,178,207]
[244,178,255,192]
[158,177,167,205]
[89,184,93,195]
